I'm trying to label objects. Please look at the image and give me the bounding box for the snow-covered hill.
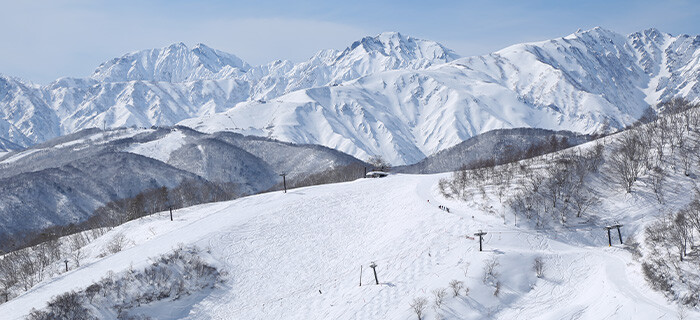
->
[396,128,593,174]
[0,127,363,244]
[1,28,700,164]
[1,144,696,319]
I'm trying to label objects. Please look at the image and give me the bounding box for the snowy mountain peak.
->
[343,31,459,64]
[91,42,251,83]
[166,41,188,50]
[565,26,627,44]
[629,28,669,44]
[641,27,664,39]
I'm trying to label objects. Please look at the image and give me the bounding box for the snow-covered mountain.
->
[0,32,457,148]
[182,28,700,164]
[91,42,252,82]
[0,126,363,243]
[1,28,699,164]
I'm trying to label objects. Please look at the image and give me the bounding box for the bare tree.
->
[671,211,691,261]
[0,253,19,302]
[609,132,645,192]
[686,197,700,236]
[649,167,666,204]
[461,262,470,277]
[16,249,38,290]
[482,257,500,285]
[368,155,391,172]
[409,297,428,320]
[533,257,545,278]
[69,233,88,268]
[570,186,598,218]
[449,280,464,297]
[679,144,695,176]
[432,288,447,309]
[494,280,502,297]
[106,233,128,254]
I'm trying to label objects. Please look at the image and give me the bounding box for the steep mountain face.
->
[1,28,699,164]
[0,127,364,240]
[276,32,460,93]
[0,75,60,145]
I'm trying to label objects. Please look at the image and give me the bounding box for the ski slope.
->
[0,172,692,319]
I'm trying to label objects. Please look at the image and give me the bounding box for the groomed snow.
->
[0,171,692,319]
[127,129,188,162]
[0,149,40,164]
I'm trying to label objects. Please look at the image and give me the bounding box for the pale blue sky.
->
[1,0,699,83]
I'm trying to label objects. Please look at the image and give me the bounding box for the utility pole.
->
[364,167,367,178]
[369,262,379,285]
[280,173,287,193]
[170,207,173,221]
[64,259,69,272]
[605,226,612,246]
[474,230,487,252]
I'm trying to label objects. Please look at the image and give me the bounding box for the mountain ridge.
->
[1,28,699,164]
[0,126,365,243]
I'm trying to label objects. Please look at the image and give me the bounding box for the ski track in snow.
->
[0,174,692,319]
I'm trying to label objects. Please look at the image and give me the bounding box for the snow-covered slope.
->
[2,28,700,164]
[396,128,593,174]
[1,163,695,319]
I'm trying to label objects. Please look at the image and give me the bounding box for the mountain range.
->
[1,28,699,164]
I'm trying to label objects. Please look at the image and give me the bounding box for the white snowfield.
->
[0,172,692,319]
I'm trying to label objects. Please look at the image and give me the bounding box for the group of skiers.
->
[426,200,451,213]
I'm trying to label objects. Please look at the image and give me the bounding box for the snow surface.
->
[127,129,188,163]
[1,167,694,319]
[1,148,40,163]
